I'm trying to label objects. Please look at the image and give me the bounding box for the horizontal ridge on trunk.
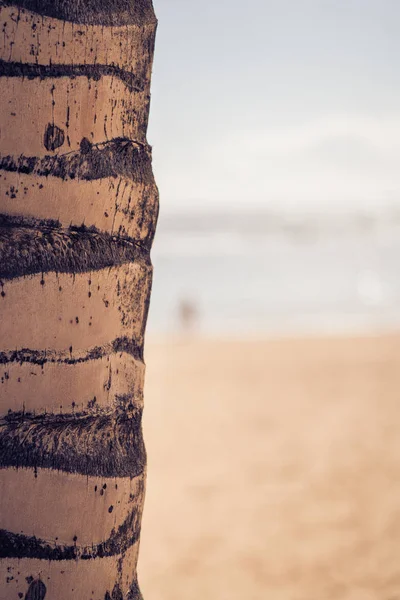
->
[0,5,156,103]
[0,352,145,418]
[0,59,145,93]
[0,172,159,242]
[0,493,144,560]
[1,467,144,546]
[0,138,154,183]
[0,337,143,365]
[0,0,157,26]
[0,218,149,280]
[1,541,142,598]
[0,264,151,352]
[0,408,146,478]
[0,76,150,154]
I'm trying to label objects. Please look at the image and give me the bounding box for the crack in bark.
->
[0,60,146,94]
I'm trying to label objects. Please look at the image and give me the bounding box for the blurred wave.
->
[148,206,400,336]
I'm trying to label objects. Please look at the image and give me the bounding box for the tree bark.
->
[0,1,158,598]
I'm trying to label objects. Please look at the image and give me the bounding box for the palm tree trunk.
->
[0,1,158,598]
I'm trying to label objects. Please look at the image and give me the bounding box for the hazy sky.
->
[148,0,400,212]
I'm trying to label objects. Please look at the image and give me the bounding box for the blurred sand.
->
[139,334,400,600]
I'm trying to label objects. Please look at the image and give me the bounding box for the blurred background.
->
[139,1,400,598]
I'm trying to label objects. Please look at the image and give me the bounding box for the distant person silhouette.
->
[178,298,198,333]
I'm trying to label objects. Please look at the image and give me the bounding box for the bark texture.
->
[0,1,158,598]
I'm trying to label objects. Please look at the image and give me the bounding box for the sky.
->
[148,0,400,213]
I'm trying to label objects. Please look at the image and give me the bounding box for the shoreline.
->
[146,326,400,339]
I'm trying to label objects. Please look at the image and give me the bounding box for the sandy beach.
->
[139,333,400,599]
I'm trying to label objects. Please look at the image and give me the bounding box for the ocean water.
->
[147,209,400,336]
